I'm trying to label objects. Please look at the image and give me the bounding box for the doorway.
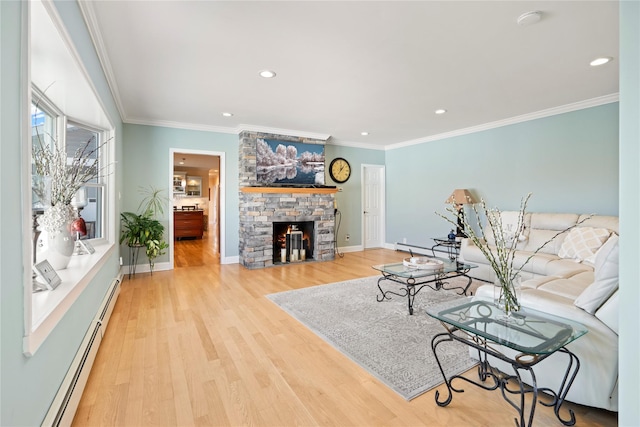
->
[362,164,385,249]
[169,149,225,267]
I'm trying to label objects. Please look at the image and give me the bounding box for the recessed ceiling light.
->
[517,11,542,26]
[435,109,447,115]
[222,112,233,117]
[590,57,613,67]
[361,131,369,136]
[259,70,276,78]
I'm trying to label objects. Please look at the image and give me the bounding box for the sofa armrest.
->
[594,290,618,335]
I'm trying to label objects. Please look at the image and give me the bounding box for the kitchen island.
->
[174,208,204,239]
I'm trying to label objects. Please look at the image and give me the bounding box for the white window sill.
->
[24,241,116,357]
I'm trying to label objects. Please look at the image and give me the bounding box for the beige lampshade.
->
[445,189,477,206]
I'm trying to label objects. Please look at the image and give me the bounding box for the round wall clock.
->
[329,157,351,183]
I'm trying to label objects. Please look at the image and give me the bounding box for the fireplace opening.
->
[273,221,314,263]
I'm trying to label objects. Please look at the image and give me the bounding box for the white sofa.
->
[460,213,619,411]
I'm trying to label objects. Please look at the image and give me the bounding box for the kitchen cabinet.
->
[185,176,202,197]
[173,172,186,194]
[174,210,204,239]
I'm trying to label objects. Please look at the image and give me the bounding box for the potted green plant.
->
[120,186,169,274]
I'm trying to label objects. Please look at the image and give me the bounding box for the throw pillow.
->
[574,234,619,314]
[485,211,527,245]
[558,226,611,262]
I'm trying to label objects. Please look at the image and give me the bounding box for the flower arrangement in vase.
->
[438,192,588,317]
[32,124,109,270]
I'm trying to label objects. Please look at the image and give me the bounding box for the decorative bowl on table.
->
[402,257,445,271]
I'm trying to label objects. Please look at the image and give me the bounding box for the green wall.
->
[120,129,386,259]
[1,1,123,425]
[122,124,239,261]
[385,103,619,249]
[324,145,386,246]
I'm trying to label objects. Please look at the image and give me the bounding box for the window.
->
[30,99,109,241]
[66,122,105,239]
[31,96,58,211]
[25,0,117,356]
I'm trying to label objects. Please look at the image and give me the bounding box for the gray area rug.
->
[267,275,478,400]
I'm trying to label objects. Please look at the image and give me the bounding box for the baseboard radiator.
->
[42,275,122,427]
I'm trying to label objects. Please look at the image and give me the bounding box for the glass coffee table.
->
[372,257,476,315]
[427,297,588,427]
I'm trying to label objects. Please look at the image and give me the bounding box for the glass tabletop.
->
[426,297,588,355]
[433,237,461,245]
[372,256,476,279]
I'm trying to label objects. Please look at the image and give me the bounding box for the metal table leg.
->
[430,330,581,427]
[128,244,141,279]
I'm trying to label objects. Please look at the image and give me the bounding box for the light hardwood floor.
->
[73,234,617,426]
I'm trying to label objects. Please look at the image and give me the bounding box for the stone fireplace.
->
[238,131,337,269]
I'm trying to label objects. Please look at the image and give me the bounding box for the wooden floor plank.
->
[73,232,618,426]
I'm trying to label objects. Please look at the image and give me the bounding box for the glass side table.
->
[432,237,461,261]
[426,297,588,427]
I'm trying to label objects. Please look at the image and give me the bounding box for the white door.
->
[362,164,385,248]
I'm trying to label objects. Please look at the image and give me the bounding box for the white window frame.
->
[65,119,109,241]
[23,0,117,356]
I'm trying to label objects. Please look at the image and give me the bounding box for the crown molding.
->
[386,93,619,151]
[326,138,386,151]
[124,117,238,134]
[78,0,126,125]
[122,119,332,139]
[236,124,331,141]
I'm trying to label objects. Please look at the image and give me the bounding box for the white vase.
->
[36,221,75,270]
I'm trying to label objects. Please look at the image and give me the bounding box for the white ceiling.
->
[173,152,220,171]
[81,1,618,150]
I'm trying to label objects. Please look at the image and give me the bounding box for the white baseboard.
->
[222,255,239,264]
[392,242,433,256]
[338,244,364,253]
[120,261,172,277]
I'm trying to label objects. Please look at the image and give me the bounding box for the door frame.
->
[361,164,386,249]
[169,148,226,268]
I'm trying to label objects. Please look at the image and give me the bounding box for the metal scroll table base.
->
[431,328,581,427]
[376,270,472,315]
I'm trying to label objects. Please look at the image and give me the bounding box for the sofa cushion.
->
[484,211,529,246]
[511,250,556,271]
[558,226,611,262]
[574,234,619,314]
[578,214,619,234]
[523,229,567,255]
[522,213,579,255]
[534,271,593,300]
[543,259,593,277]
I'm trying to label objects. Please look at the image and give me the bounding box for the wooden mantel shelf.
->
[241,186,338,194]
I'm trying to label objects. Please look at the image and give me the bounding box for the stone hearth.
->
[239,188,335,269]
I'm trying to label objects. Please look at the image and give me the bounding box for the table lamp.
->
[445,189,477,237]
